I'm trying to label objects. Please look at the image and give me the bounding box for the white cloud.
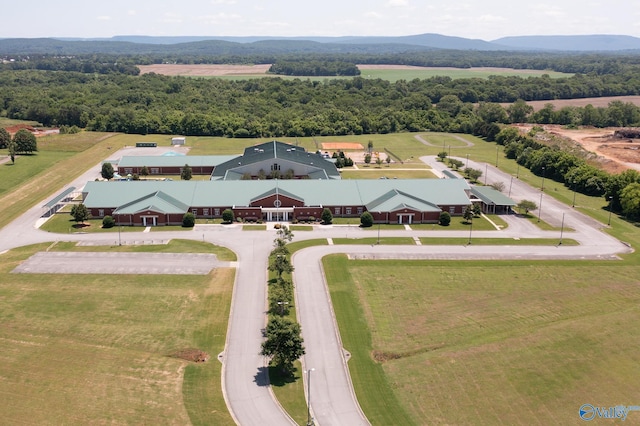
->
[160,12,184,24]
[477,14,506,23]
[197,12,242,24]
[127,10,137,16]
[364,11,383,19]
[530,4,565,18]
[97,16,111,21]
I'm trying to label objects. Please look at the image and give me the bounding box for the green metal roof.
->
[44,187,76,208]
[470,186,517,206]
[84,179,471,214]
[114,190,190,214]
[366,189,441,212]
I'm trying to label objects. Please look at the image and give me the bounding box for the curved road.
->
[0,148,632,426]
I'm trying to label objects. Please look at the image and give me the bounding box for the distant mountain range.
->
[1,33,640,55]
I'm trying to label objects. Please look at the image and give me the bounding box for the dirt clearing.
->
[137,64,272,76]
[518,124,640,173]
[321,142,364,150]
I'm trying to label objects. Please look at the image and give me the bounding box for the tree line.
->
[268,60,360,76]
[5,50,640,77]
[3,69,640,138]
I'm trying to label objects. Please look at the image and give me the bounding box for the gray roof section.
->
[470,186,517,206]
[84,179,471,213]
[117,155,236,168]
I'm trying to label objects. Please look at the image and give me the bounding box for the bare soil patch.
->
[137,64,272,76]
[4,123,59,137]
[169,348,210,363]
[321,142,364,150]
[517,124,640,173]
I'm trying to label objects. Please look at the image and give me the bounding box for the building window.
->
[214,208,220,216]
[151,168,159,174]
[357,207,363,214]
[124,168,133,174]
[192,208,197,216]
[98,209,104,217]
[346,207,352,215]
[449,207,455,214]
[203,208,209,216]
[334,207,340,215]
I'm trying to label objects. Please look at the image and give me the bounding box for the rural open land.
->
[137,63,570,78]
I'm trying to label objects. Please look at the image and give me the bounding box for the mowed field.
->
[137,64,571,81]
[324,256,640,425]
[0,241,236,425]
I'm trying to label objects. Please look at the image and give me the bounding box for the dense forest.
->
[2,67,640,137]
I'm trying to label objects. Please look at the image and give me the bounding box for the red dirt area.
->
[137,64,272,76]
[321,142,364,150]
[4,124,59,137]
[517,124,640,174]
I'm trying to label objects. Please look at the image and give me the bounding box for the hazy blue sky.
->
[3,0,639,40]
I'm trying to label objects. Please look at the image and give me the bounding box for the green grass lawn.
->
[339,169,437,179]
[323,254,640,425]
[358,67,571,83]
[0,241,236,425]
[173,67,571,83]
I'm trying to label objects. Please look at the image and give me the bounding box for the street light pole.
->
[559,213,565,245]
[466,154,469,169]
[508,176,514,197]
[538,192,543,223]
[484,163,488,185]
[467,219,473,245]
[516,161,520,179]
[306,368,315,426]
[541,166,546,191]
[572,181,577,207]
[607,196,613,226]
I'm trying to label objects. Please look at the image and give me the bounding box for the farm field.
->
[323,255,640,425]
[0,241,236,425]
[137,64,572,82]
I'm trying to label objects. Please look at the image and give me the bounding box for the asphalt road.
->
[0,146,632,426]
